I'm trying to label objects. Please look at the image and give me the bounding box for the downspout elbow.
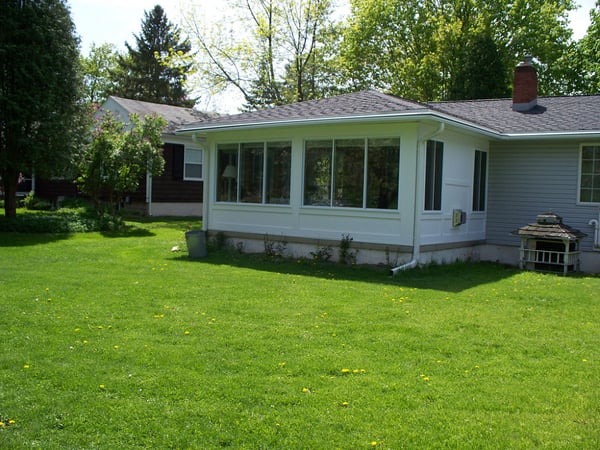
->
[389,259,418,276]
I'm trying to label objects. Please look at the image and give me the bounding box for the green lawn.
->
[0,217,598,449]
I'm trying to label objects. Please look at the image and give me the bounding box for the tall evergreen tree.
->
[0,0,85,218]
[113,5,193,106]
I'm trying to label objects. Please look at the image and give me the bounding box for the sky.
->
[68,0,597,111]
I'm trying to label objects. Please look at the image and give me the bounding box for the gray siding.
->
[487,140,599,251]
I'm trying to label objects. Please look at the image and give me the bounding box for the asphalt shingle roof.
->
[180,90,426,129]
[109,96,218,133]
[427,96,600,135]
[179,90,600,136]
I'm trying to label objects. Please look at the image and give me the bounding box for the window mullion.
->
[330,141,335,207]
[262,143,267,204]
[362,139,368,208]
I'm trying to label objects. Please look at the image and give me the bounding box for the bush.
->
[0,208,124,233]
[22,192,52,211]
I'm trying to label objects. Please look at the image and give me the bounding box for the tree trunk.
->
[2,168,19,218]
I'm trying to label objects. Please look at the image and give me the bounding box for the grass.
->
[0,214,599,449]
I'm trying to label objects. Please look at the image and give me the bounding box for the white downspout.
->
[390,122,445,276]
[589,207,600,248]
[146,170,153,216]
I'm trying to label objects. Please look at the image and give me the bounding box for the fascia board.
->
[176,111,600,141]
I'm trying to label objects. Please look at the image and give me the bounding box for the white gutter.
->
[178,111,500,139]
[178,111,600,142]
[390,122,445,275]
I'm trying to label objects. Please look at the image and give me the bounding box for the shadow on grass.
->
[175,250,520,293]
[0,231,74,247]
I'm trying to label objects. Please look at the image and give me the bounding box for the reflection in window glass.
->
[240,143,264,203]
[425,140,443,211]
[580,145,600,203]
[266,142,292,204]
[366,138,400,209]
[304,140,332,206]
[334,139,364,207]
[217,144,238,202]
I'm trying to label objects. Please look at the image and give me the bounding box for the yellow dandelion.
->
[371,441,378,447]
[302,387,310,393]
[341,401,350,407]
[99,384,106,390]
[23,364,30,369]
[0,422,4,427]
[184,330,190,335]
[8,420,16,425]
[341,368,351,374]
[113,345,119,349]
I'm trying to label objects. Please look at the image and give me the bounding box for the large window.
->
[184,148,203,181]
[303,138,400,209]
[424,140,443,211]
[472,150,487,211]
[217,142,291,204]
[580,145,600,203]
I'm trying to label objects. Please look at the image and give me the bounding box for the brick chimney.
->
[512,56,538,112]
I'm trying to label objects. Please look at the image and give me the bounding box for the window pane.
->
[334,139,364,207]
[185,163,202,179]
[472,150,487,211]
[217,144,238,202]
[425,140,443,210]
[304,140,332,206]
[366,138,399,209]
[240,142,264,203]
[580,145,600,203]
[266,141,291,204]
[185,148,203,164]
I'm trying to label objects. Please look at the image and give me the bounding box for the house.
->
[98,96,217,216]
[176,59,600,273]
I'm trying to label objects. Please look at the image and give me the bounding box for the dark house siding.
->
[151,143,203,203]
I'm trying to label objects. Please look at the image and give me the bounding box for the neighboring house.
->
[99,96,216,216]
[177,59,600,273]
[30,96,214,216]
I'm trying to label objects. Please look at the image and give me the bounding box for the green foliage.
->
[22,192,52,211]
[575,2,600,94]
[0,0,87,218]
[0,223,598,448]
[185,0,341,110]
[263,233,288,259]
[80,43,121,104]
[0,208,123,233]
[339,232,357,265]
[342,0,577,101]
[76,112,166,215]
[112,5,193,106]
[310,243,333,262]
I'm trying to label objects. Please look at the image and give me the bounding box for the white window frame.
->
[578,144,600,205]
[184,147,203,181]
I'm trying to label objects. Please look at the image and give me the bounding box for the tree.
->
[0,0,84,218]
[183,0,341,110]
[341,0,576,101]
[76,112,166,215]
[80,43,121,104]
[112,5,193,106]
[576,1,600,93]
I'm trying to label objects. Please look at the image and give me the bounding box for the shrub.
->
[22,192,52,211]
[339,233,358,265]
